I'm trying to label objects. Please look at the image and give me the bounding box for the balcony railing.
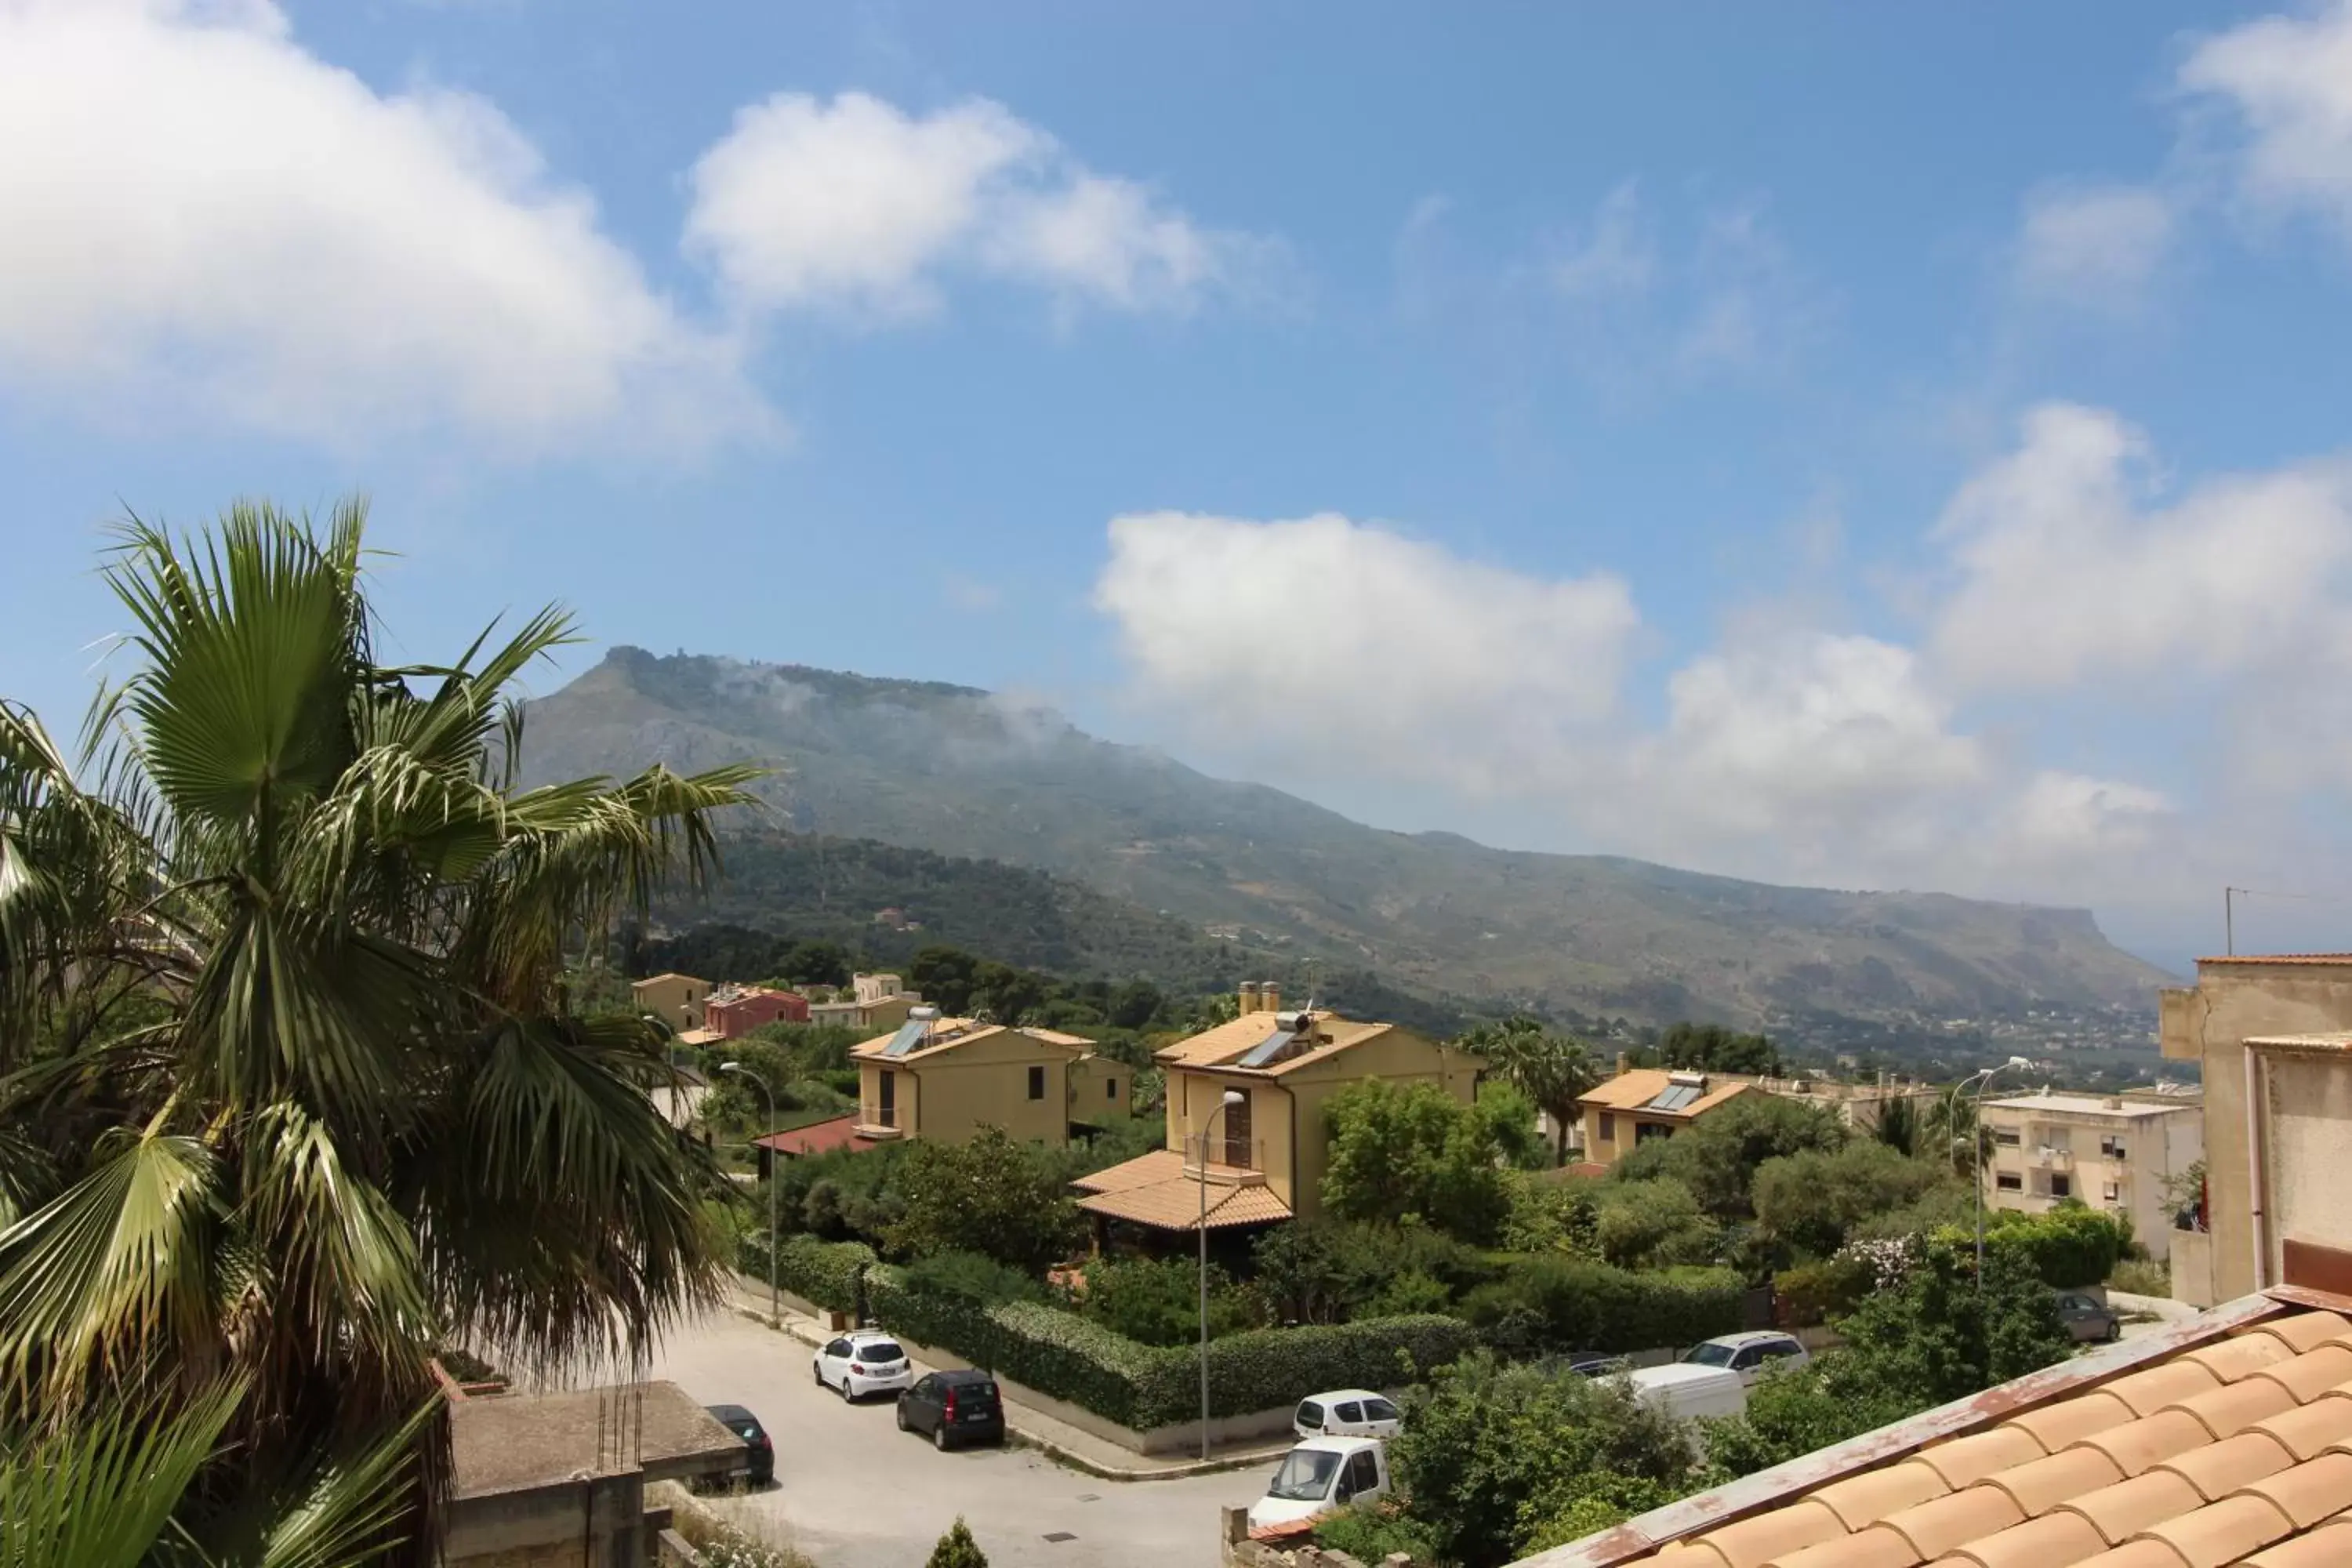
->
[1182,1137,1269,1185]
[2031,1146,2073,1170]
[856,1102,902,1136]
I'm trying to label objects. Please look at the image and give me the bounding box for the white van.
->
[1623,1363,1748,1421]
[1247,1436,1391,1531]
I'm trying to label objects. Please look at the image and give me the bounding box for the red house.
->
[703,984,810,1039]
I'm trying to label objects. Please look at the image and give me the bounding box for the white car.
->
[1293,1388,1402,1439]
[1247,1436,1390,1531]
[811,1330,913,1401]
[1680,1330,1811,1388]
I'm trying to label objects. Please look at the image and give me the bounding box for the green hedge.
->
[1775,1255,1875,1328]
[1935,1205,2130,1291]
[739,1232,876,1316]
[864,1265,1475,1430]
[1459,1258,1744,1354]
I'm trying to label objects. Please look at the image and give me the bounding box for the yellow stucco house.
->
[630,972,709,1032]
[1575,1067,1757,1169]
[1072,988,1483,1236]
[849,1007,1130,1147]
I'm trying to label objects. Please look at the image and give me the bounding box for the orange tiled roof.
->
[1069,1149,1294,1231]
[1580,1069,1755,1120]
[1530,1299,2352,1568]
[847,1018,1094,1062]
[1155,1009,1406,1075]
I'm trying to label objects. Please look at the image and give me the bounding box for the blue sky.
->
[7,1,2352,968]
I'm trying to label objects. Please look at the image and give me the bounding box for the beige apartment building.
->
[808,971,924,1032]
[2161,953,2352,1306]
[630,972,708,1032]
[1979,1090,2201,1261]
[849,1008,1125,1148]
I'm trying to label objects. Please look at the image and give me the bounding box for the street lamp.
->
[720,1062,779,1325]
[1960,1055,2036,1287]
[1196,1087,1246,1461]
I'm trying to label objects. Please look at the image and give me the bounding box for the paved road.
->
[643,1309,1269,1568]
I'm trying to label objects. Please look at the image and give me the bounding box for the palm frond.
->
[0,1381,243,1568]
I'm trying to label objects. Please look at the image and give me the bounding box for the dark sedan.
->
[895,1369,1005,1450]
[705,1403,775,1485]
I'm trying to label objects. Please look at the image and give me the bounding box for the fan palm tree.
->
[1456,1016,1599,1167]
[0,503,760,1559]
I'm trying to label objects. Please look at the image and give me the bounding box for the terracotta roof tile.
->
[1761,1524,1920,1568]
[1690,1499,1845,1567]
[2240,1516,2352,1566]
[1976,1446,2123,1516]
[2251,1312,2352,1356]
[2252,1347,2352,1404]
[2074,1410,2221,1475]
[2129,1491,2292,1564]
[1936,1508,2106,1568]
[1808,1463,1949,1531]
[2152,1431,2292,1500]
[1587,1298,2352,1568]
[2056,1470,2204,1543]
[1912,1429,2049,1490]
[2003,1391,2136,1449]
[2165,1377,2298,1439]
[2233,1452,2352,1530]
[2176,1334,2293,1382]
[1875,1488,2024,1559]
[2100,1363,2223,1417]
[2250,1395,2352,1460]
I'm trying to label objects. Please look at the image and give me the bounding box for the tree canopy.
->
[1319,1079,1511,1244]
[0,504,756,1556]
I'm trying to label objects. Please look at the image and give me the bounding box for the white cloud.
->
[2013,183,2176,303]
[1550,182,1655,300]
[1092,511,1638,793]
[2000,771,2173,861]
[2182,0,2352,240]
[0,0,766,451]
[1929,403,2352,691]
[685,91,1269,321]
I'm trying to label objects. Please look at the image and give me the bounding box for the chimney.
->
[1239,982,1261,1014]
[1615,1051,1630,1076]
[1261,982,1281,1015]
[2104,1097,2124,1110]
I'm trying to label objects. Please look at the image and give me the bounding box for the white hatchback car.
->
[1293,1388,1403,1439]
[812,1330,913,1401]
[1681,1330,1811,1388]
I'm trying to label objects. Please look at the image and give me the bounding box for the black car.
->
[895,1369,1005,1450]
[705,1403,775,1485]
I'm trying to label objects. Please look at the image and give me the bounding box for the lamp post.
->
[720,1062,779,1324]
[1962,1055,2036,1287]
[1197,1087,1246,1461]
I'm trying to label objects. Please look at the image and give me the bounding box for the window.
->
[1027,1065,1046,1101]
[1107,1077,1118,1101]
[1598,1112,1616,1142]
[1993,1127,2022,1146]
[1731,1347,1762,1371]
[2102,1136,2126,1159]
[825,1338,851,1358]
[2103,1182,2121,1203]
[1997,1171,2023,1192]
[1635,1120,1671,1145]
[1296,1401,1324,1431]
[1362,1397,1399,1422]
[1334,1402,1364,1424]
[2050,1174,2072,1199]
[1339,1449,1381,1500]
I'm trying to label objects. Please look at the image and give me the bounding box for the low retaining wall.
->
[1221,1508,1421,1568]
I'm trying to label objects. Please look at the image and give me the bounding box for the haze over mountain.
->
[521,649,2174,1025]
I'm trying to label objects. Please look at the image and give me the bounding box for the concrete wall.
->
[446,1472,645,1568]
[2161,960,2352,1302]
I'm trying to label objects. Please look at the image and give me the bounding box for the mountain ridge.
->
[519,647,2174,1025]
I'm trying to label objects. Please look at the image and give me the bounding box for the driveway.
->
[641,1309,1269,1568]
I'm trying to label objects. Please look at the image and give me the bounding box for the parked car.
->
[1623,1363,1748,1422]
[1681,1330,1811,1386]
[1565,1352,1630,1379]
[2058,1292,2122,1343]
[896,1369,1006,1450]
[1293,1388,1403,1439]
[811,1330,913,1401]
[1247,1436,1390,1531]
[702,1403,774,1486]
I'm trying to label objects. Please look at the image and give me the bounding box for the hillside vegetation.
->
[524,648,2174,1027]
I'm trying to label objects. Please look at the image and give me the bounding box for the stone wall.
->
[1218,1508,1423,1568]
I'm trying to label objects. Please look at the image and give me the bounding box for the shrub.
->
[1751,1143,1952,1259]
[902,1250,1046,1307]
[1460,1257,1743,1356]
[1315,1503,1439,1564]
[867,1263,1474,1428]
[1775,1254,1875,1329]
[925,1519,988,1568]
[739,1232,874,1315]
[1935,1203,2131,1290]
[1069,1255,1258,1348]
[1249,1218,1500,1324]
[1591,1178,1723,1270]
[2108,1257,2169,1297]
